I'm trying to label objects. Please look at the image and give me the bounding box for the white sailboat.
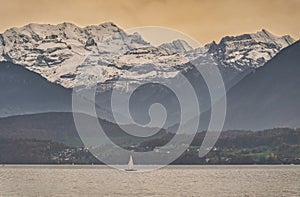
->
[125,154,136,171]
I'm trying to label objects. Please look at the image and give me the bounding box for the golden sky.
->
[0,0,299,44]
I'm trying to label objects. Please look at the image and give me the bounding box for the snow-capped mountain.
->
[159,29,295,88]
[0,22,295,92]
[0,22,153,88]
[206,29,295,71]
[0,22,297,128]
[75,45,190,92]
[0,22,194,90]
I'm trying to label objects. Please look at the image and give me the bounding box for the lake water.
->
[0,165,299,196]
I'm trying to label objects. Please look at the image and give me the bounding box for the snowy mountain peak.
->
[97,22,119,28]
[280,35,295,45]
[207,29,295,71]
[250,29,295,48]
[214,29,294,49]
[259,29,273,37]
[0,22,151,88]
[159,39,193,54]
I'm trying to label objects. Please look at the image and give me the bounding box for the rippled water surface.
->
[0,165,299,196]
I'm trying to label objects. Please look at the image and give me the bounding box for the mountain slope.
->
[0,61,72,117]
[0,112,168,147]
[224,40,300,130]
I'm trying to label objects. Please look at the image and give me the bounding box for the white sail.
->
[128,154,134,170]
